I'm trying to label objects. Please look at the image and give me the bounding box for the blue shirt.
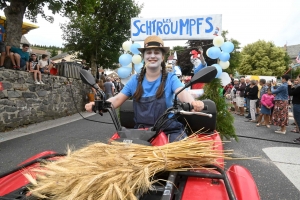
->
[271,82,289,101]
[0,25,5,42]
[121,73,184,108]
[10,46,29,62]
[194,63,207,74]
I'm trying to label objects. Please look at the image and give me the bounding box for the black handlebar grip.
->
[182,103,207,111]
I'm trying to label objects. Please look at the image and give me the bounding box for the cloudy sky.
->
[2,0,299,48]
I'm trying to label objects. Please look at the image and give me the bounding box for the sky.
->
[1,0,300,49]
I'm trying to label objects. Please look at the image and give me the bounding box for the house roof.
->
[31,48,49,55]
[51,52,69,60]
[286,44,300,59]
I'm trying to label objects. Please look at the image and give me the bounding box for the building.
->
[284,44,300,67]
[50,52,72,63]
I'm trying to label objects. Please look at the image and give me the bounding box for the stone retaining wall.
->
[0,69,90,132]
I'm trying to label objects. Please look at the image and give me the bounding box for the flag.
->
[173,51,177,60]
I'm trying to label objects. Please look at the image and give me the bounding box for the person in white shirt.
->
[38,54,53,74]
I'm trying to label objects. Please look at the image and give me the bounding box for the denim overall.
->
[133,94,186,142]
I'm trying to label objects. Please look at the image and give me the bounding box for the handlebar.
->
[176,110,212,118]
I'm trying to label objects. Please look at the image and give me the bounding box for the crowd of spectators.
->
[0,42,57,84]
[92,71,124,100]
[224,74,300,144]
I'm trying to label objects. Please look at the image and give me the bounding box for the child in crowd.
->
[257,88,274,128]
[38,54,53,74]
[29,53,44,84]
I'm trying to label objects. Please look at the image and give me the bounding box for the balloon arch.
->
[117,36,235,88]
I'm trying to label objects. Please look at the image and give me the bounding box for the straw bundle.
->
[27,134,231,200]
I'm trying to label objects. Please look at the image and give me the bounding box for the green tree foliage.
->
[50,48,58,57]
[221,30,242,75]
[61,0,142,74]
[238,40,290,76]
[200,78,236,140]
[0,0,100,46]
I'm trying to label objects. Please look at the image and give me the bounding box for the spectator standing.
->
[0,24,6,69]
[229,74,234,86]
[236,77,246,116]
[246,80,259,122]
[244,78,251,118]
[257,88,274,128]
[256,79,269,124]
[271,75,290,134]
[6,44,29,70]
[103,77,115,99]
[38,54,53,74]
[230,79,239,114]
[29,53,43,84]
[288,76,300,143]
[115,78,123,93]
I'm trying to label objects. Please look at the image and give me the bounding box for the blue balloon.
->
[212,64,222,78]
[221,42,234,53]
[117,67,131,79]
[119,54,132,66]
[130,43,141,55]
[219,52,230,62]
[134,63,144,73]
[208,47,221,59]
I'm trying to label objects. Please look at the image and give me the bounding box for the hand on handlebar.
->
[85,102,95,112]
[191,100,204,112]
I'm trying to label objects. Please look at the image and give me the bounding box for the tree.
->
[200,78,236,140]
[61,0,142,74]
[238,40,290,76]
[50,48,58,57]
[0,0,98,47]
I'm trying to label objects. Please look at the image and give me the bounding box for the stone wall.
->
[0,69,90,132]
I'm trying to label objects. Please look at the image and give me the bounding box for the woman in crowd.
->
[271,75,290,134]
[288,76,300,143]
[230,79,239,114]
[246,80,258,122]
[257,88,274,128]
[236,77,246,116]
[85,35,204,142]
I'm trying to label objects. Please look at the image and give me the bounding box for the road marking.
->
[263,147,300,191]
[0,112,96,143]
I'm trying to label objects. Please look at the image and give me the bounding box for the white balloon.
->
[121,75,133,85]
[213,36,224,47]
[132,54,142,64]
[219,61,230,69]
[122,41,132,51]
[219,72,231,86]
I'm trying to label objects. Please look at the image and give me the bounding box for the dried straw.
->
[27,134,231,200]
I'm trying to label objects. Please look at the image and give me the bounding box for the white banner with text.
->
[131,15,222,41]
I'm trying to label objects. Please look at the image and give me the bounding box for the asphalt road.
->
[0,112,300,199]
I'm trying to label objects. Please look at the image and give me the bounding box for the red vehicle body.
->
[0,132,260,200]
[0,67,260,199]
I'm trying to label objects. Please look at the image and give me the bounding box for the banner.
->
[131,15,222,41]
